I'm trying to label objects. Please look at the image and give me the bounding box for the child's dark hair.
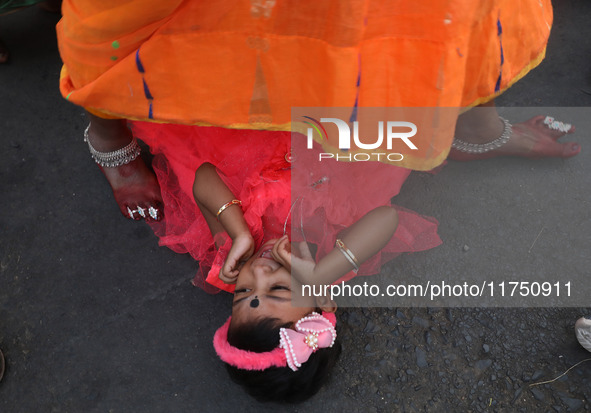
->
[226,316,341,403]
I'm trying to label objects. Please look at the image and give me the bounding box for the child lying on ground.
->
[163,126,440,402]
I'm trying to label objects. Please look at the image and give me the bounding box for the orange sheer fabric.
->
[57,0,552,170]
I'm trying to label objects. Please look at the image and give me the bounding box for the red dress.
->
[132,121,442,293]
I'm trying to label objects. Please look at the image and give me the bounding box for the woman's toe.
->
[125,205,140,220]
[147,205,162,221]
[562,142,581,158]
[531,138,581,159]
[135,205,148,219]
[533,115,575,139]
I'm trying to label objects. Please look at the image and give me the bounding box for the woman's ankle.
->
[455,106,504,144]
[85,112,133,152]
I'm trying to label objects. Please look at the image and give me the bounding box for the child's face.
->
[231,239,316,327]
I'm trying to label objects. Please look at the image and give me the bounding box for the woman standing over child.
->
[57,0,579,224]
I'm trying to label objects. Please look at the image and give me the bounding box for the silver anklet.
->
[452,117,512,154]
[84,124,141,168]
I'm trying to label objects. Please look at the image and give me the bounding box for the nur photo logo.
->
[302,116,418,162]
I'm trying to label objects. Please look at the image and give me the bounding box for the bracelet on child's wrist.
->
[335,239,359,272]
[216,199,242,220]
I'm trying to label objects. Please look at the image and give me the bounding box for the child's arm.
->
[272,206,398,286]
[193,163,254,283]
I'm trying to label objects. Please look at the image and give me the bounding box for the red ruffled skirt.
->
[132,122,442,293]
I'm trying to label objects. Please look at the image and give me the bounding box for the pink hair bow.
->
[279,312,337,371]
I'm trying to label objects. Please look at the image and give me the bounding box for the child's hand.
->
[220,232,255,284]
[272,235,316,284]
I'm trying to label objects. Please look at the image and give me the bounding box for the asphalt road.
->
[1,2,590,412]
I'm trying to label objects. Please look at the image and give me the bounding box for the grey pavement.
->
[1,2,590,412]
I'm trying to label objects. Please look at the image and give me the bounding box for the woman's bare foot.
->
[449,102,581,161]
[97,158,163,221]
[85,113,163,221]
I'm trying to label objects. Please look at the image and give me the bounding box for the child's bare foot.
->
[450,108,580,161]
[85,115,163,221]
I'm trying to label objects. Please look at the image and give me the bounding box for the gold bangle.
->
[335,239,359,272]
[216,200,242,219]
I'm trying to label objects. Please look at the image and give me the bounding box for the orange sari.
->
[57,0,552,170]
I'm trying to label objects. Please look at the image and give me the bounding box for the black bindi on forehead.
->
[250,296,260,308]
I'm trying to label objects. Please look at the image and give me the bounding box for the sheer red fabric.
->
[131,122,441,293]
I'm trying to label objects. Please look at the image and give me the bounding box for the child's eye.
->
[234,288,250,294]
[271,285,289,291]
